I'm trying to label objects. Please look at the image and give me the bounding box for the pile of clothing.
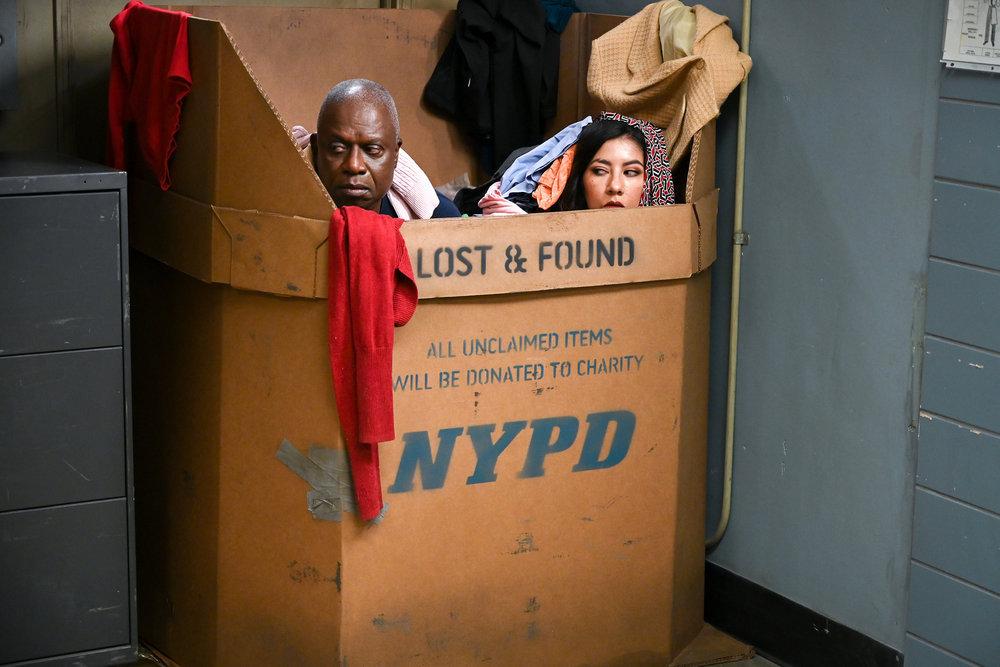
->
[456,111,678,215]
[446,0,751,216]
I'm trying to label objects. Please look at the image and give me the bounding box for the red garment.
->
[328,206,418,521]
[107,1,192,190]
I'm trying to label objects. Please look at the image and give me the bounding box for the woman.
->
[551,118,649,211]
[477,112,675,215]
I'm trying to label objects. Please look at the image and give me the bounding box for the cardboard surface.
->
[554,14,630,130]
[133,255,712,666]
[342,276,710,664]
[670,624,755,667]
[165,16,332,218]
[131,176,718,300]
[129,7,720,666]
[170,7,479,187]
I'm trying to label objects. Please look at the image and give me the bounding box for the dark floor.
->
[733,656,780,666]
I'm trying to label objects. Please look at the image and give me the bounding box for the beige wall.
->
[0,0,456,163]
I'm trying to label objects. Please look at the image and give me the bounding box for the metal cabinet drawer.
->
[0,192,123,356]
[0,348,125,512]
[0,498,131,664]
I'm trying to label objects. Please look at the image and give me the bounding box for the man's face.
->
[314,97,399,211]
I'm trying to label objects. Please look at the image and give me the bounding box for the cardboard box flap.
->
[390,192,719,299]
[166,16,331,220]
[128,177,220,286]
[171,6,481,188]
[693,185,718,272]
[213,206,329,298]
[688,121,717,203]
[130,177,718,301]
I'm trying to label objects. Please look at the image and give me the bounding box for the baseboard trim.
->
[705,562,903,667]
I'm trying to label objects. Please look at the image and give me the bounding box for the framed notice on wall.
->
[943,0,1000,71]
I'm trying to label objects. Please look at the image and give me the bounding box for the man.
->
[309,79,460,219]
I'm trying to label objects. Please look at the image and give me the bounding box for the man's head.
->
[313,79,401,211]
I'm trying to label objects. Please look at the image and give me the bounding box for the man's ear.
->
[309,133,319,169]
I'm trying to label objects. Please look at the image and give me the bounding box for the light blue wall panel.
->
[910,35,1000,667]
[925,259,1000,352]
[907,563,1000,666]
[917,415,1000,513]
[940,67,1000,104]
[904,634,977,667]
[912,487,1000,593]
[707,0,944,651]
[922,337,1000,433]
[935,100,1000,187]
[930,181,1000,272]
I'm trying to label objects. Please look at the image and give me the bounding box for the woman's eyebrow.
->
[589,158,645,167]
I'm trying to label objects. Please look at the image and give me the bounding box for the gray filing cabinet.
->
[0,154,136,665]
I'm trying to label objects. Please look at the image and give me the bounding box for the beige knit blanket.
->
[588,2,752,165]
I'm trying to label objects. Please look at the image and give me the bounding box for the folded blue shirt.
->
[500,116,592,197]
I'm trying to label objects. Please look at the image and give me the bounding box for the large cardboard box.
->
[129,7,719,666]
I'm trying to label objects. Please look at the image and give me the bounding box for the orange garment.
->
[533,145,576,210]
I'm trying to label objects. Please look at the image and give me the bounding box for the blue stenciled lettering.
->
[388,410,638,493]
[519,416,580,478]
[393,372,432,391]
[387,427,464,492]
[466,421,528,484]
[572,411,636,472]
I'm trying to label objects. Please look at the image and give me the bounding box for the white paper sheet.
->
[943,0,1000,72]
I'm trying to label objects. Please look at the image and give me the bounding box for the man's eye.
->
[328,143,346,153]
[365,145,384,157]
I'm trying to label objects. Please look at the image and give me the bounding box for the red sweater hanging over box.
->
[107,0,192,189]
[327,206,418,521]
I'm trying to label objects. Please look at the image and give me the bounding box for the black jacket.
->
[423,0,559,172]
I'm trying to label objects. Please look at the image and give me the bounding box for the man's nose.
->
[342,146,367,174]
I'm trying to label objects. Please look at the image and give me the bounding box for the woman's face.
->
[582,136,646,209]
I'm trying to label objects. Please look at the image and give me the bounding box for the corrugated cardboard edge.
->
[212,17,334,215]
[669,624,755,667]
[164,16,332,219]
[130,176,718,301]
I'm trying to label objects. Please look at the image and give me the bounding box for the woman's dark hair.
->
[553,119,647,212]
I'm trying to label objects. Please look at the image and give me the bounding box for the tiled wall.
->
[907,67,1000,667]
